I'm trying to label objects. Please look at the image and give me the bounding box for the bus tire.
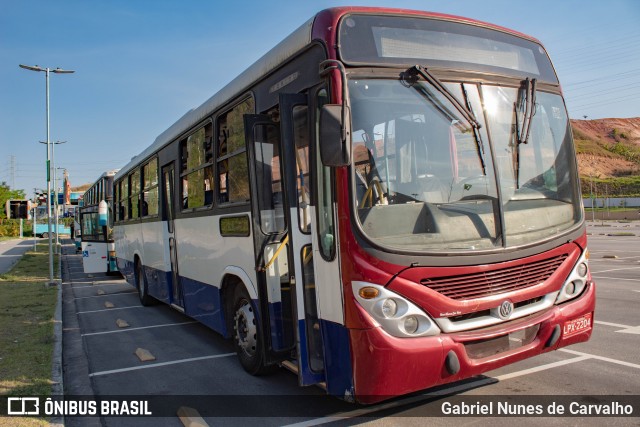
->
[231,286,275,376]
[135,262,154,306]
[42,232,48,239]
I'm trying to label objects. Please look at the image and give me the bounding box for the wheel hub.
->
[234,301,257,357]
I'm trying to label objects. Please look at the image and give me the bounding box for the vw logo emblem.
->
[498,300,514,320]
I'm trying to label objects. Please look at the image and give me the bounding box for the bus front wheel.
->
[231,286,274,376]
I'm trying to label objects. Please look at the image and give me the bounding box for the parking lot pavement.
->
[60,222,640,426]
[60,242,334,427]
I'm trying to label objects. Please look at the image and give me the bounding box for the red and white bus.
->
[113,7,594,403]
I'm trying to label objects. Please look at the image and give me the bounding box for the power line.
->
[553,33,640,57]
[563,68,640,89]
[554,46,640,68]
[567,83,640,101]
[571,92,640,110]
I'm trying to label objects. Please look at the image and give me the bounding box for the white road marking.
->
[280,377,497,427]
[76,306,143,314]
[82,321,197,337]
[74,291,137,300]
[616,326,640,335]
[595,320,632,328]
[89,353,236,377]
[559,348,640,369]
[590,276,640,282]
[492,356,591,381]
[595,321,640,334]
[283,343,640,427]
[589,249,640,254]
[71,283,128,289]
[589,266,640,274]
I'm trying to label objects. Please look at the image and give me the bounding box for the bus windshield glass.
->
[339,14,558,83]
[350,78,581,252]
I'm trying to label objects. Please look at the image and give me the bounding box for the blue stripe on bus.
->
[320,319,354,399]
[116,257,354,397]
[145,265,170,303]
[297,318,326,385]
[118,258,135,286]
[180,275,227,337]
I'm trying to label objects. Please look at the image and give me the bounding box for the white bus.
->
[80,170,119,274]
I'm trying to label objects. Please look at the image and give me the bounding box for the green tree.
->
[0,182,27,237]
[0,182,26,219]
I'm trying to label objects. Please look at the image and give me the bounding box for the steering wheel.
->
[455,175,496,201]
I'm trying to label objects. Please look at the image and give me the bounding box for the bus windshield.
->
[350,78,581,252]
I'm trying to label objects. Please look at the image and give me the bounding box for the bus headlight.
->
[576,262,588,278]
[381,298,398,318]
[352,281,440,338]
[555,250,589,304]
[404,316,419,334]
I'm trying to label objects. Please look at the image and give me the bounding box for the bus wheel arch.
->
[221,274,274,376]
[134,256,154,306]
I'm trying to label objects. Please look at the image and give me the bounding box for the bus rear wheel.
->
[135,262,154,306]
[231,286,274,376]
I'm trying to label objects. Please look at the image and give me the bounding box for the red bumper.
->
[350,282,595,404]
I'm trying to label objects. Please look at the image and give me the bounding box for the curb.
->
[50,242,65,427]
[59,240,102,427]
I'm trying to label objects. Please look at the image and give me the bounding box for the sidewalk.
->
[0,238,35,274]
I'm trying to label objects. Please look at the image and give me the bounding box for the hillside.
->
[571,117,640,196]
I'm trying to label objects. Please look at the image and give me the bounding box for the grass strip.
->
[0,243,58,426]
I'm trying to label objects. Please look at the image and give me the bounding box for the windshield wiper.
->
[408,65,482,130]
[406,65,486,175]
[517,77,537,146]
[513,78,537,188]
[461,83,486,175]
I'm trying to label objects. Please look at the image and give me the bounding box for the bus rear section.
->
[80,171,119,274]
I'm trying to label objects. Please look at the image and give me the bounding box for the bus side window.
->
[217,98,254,204]
[315,88,335,260]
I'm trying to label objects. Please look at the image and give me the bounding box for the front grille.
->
[421,255,567,300]
[464,324,540,359]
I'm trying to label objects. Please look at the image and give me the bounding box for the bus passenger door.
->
[245,96,326,385]
[279,93,325,386]
[245,114,296,363]
[162,164,183,309]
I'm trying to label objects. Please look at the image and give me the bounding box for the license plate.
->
[563,313,592,338]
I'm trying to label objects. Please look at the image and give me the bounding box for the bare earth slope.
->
[571,117,640,178]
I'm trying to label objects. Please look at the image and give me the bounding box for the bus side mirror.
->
[320,104,351,167]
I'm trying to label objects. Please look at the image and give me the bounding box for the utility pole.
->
[19,64,75,286]
[10,155,16,190]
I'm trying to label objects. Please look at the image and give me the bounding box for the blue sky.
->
[1,0,639,194]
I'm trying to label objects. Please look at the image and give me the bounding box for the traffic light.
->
[5,199,31,219]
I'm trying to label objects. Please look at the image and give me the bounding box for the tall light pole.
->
[19,64,75,285]
[40,140,67,252]
[55,166,68,248]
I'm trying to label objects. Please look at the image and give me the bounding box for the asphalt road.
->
[0,238,36,274]
[59,222,640,426]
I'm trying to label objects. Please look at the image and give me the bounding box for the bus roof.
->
[116,15,316,179]
[116,7,542,180]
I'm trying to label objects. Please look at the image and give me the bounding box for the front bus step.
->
[280,360,327,391]
[281,359,299,374]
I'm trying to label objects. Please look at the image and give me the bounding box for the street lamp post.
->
[19,64,75,285]
[40,140,67,252]
[55,166,68,249]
